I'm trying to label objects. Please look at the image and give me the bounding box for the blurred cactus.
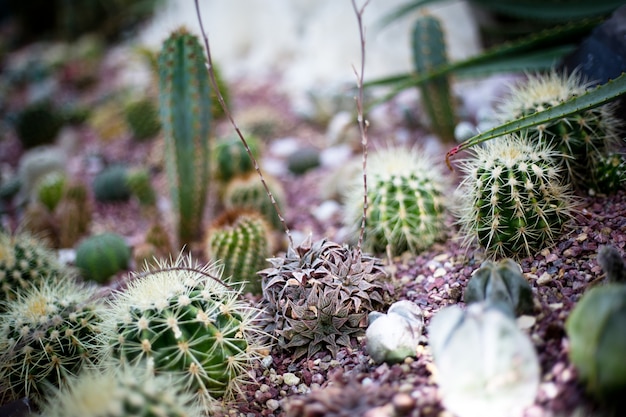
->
[14,100,65,149]
[127,167,157,207]
[213,134,262,185]
[55,182,92,248]
[210,63,230,120]
[591,152,626,194]
[223,172,285,230]
[88,98,128,142]
[133,222,173,267]
[92,165,132,202]
[124,97,161,141]
[35,171,67,212]
[287,147,321,175]
[16,146,67,206]
[74,233,131,284]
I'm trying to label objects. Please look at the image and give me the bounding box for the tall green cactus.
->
[158,27,212,248]
[411,15,457,143]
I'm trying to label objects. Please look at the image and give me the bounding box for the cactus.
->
[124,97,161,141]
[16,145,67,206]
[343,146,449,256]
[74,233,131,284]
[210,63,230,120]
[0,277,104,407]
[100,255,268,403]
[287,147,321,175]
[36,171,67,212]
[223,172,285,230]
[428,302,540,417]
[88,98,128,142]
[92,165,132,202]
[464,258,534,316]
[455,134,575,259]
[126,167,157,207]
[14,100,65,149]
[565,245,626,404]
[213,134,262,185]
[158,27,212,248]
[204,209,272,295]
[411,15,457,143]
[55,182,92,248]
[134,222,173,267]
[591,152,626,194]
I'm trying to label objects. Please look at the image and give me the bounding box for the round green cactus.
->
[92,165,132,203]
[343,146,449,256]
[74,233,131,284]
[0,277,104,407]
[213,135,262,185]
[455,134,575,259]
[124,98,161,141]
[14,100,65,148]
[287,147,321,175]
[36,171,67,212]
[126,168,157,207]
[100,255,268,403]
[205,209,272,295]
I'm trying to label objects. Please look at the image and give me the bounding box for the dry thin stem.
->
[194,0,294,249]
[351,0,371,256]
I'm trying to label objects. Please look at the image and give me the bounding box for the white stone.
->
[282,372,300,386]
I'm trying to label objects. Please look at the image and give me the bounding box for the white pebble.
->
[282,372,300,386]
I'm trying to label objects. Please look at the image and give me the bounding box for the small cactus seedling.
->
[100,255,268,403]
[124,97,161,141]
[204,209,272,295]
[455,134,575,259]
[92,165,132,202]
[0,277,104,407]
[464,258,534,316]
[428,302,540,417]
[74,233,131,284]
[343,146,449,256]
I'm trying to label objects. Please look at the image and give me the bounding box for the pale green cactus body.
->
[74,233,131,284]
[223,172,285,230]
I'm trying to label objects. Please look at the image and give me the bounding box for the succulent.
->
[223,172,286,230]
[455,134,575,259]
[213,134,262,185]
[88,99,128,142]
[464,258,534,316]
[259,236,389,359]
[16,145,67,206]
[14,100,65,149]
[74,233,131,284]
[0,277,104,407]
[38,365,202,417]
[204,209,272,295]
[55,182,92,248]
[124,97,161,141]
[495,70,623,188]
[287,147,321,175]
[565,245,626,404]
[210,63,230,120]
[126,167,157,207]
[35,171,67,212]
[134,222,173,268]
[100,255,268,403]
[343,146,449,256]
[428,302,540,417]
[591,152,626,194]
[92,165,132,203]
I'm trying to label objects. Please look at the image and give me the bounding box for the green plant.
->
[213,134,262,185]
[14,100,65,149]
[127,167,157,207]
[464,258,534,316]
[92,165,132,202]
[259,237,389,359]
[36,171,67,212]
[0,277,104,407]
[287,147,321,175]
[591,152,626,194]
[455,134,575,259]
[124,97,161,141]
[134,221,173,265]
[100,255,268,403]
[16,145,67,206]
[158,27,212,248]
[55,182,92,248]
[210,63,230,120]
[204,209,272,295]
[74,233,131,284]
[343,146,449,256]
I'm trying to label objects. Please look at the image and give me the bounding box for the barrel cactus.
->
[74,233,131,284]
[223,172,285,230]
[213,134,262,185]
[14,100,65,148]
[127,167,157,207]
[124,97,161,141]
[92,165,132,202]
[36,171,67,212]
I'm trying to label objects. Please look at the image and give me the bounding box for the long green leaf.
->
[375,0,446,30]
[472,0,621,21]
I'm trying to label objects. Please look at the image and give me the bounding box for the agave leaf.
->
[472,0,622,21]
[445,72,626,168]
[375,0,443,30]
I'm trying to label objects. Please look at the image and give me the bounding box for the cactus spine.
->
[158,27,212,248]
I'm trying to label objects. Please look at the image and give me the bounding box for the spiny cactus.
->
[495,70,623,188]
[259,236,389,359]
[213,134,262,185]
[55,182,92,249]
[16,145,67,206]
[124,97,161,141]
[36,171,67,212]
[0,277,104,407]
[455,134,575,259]
[343,146,449,256]
[100,255,268,403]
[591,152,626,194]
[126,167,157,207]
[92,165,132,202]
[158,27,212,248]
[134,222,173,268]
[287,147,321,175]
[74,233,131,284]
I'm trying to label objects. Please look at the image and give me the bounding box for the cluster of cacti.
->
[204,209,272,295]
[158,27,212,248]
[92,165,132,202]
[0,277,104,407]
[566,245,626,405]
[14,100,65,148]
[223,172,285,230]
[455,134,574,259]
[126,167,157,207]
[343,146,449,256]
[259,237,389,359]
[124,97,161,141]
[100,255,268,403]
[74,233,131,284]
[36,171,67,211]
[213,135,262,185]
[134,222,173,268]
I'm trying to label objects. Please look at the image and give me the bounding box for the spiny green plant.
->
[74,233,131,284]
[213,134,262,186]
[126,167,157,207]
[0,277,104,407]
[36,171,67,212]
[14,100,65,149]
[455,134,575,259]
[55,181,92,248]
[287,147,321,175]
[124,97,161,141]
[204,209,272,295]
[92,165,132,202]
[259,237,389,359]
[591,152,626,194]
[134,222,174,268]
[100,255,268,404]
[158,27,212,248]
[343,145,449,256]
[16,145,67,206]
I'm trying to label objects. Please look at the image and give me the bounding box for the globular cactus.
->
[100,255,268,403]
[39,365,202,417]
[74,233,131,284]
[464,258,534,316]
[495,70,623,189]
[124,97,161,141]
[287,147,321,175]
[411,14,457,143]
[14,100,65,149]
[455,134,575,259]
[0,277,104,407]
[133,222,173,268]
[213,134,262,185]
[591,152,626,194]
[428,302,540,417]
[223,172,285,230]
[127,167,157,207]
[343,146,449,256]
[565,245,626,405]
[158,27,212,248]
[92,165,132,202]
[16,145,67,206]
[204,209,272,295]
[36,171,67,212]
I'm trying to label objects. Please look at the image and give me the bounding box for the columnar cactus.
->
[100,255,268,403]
[204,209,272,295]
[158,27,212,248]
[55,181,92,248]
[0,277,104,407]
[343,146,449,256]
[223,172,285,230]
[74,233,131,284]
[455,134,575,259]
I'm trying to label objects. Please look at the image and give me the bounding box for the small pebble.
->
[537,272,553,285]
[266,399,280,411]
[283,372,300,386]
